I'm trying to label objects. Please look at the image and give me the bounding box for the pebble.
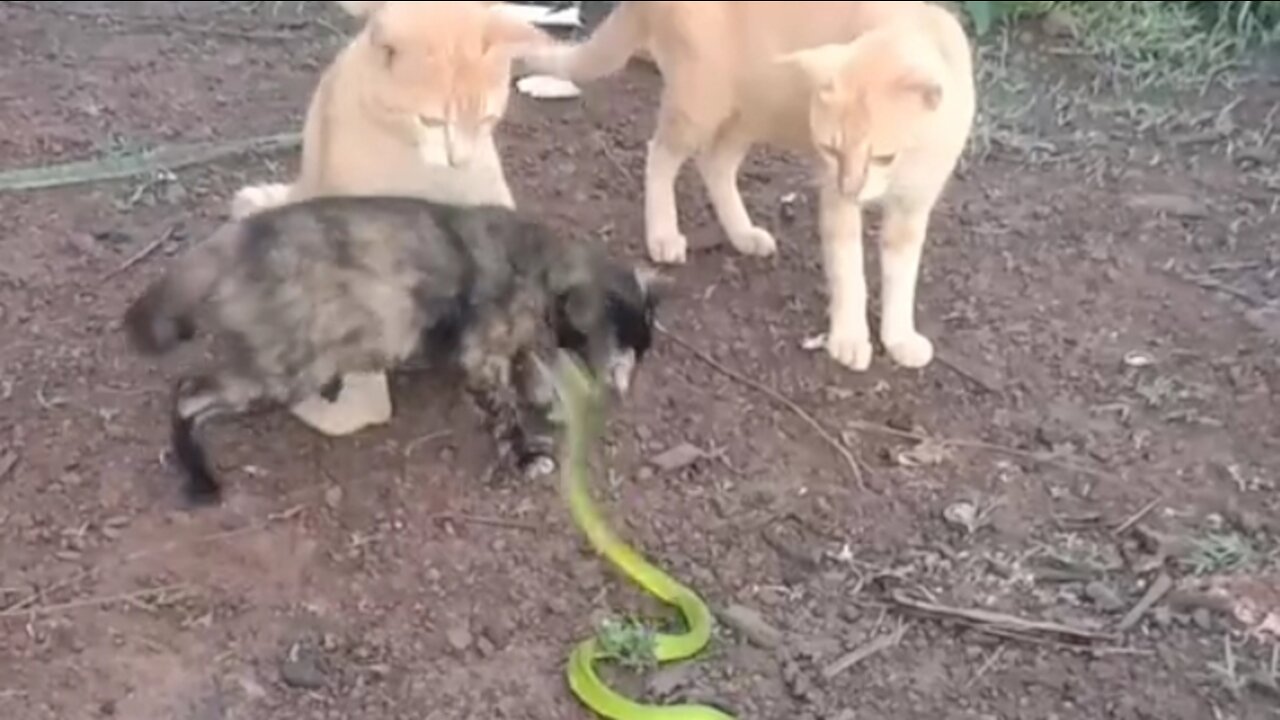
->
[324,485,344,510]
[446,626,473,653]
[279,645,325,690]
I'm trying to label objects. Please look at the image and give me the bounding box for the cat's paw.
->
[729,226,778,258]
[647,233,688,265]
[230,183,291,219]
[884,332,935,369]
[826,331,874,372]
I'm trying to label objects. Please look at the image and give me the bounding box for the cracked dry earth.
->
[1,3,1278,719]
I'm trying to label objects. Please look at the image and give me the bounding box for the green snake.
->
[549,352,734,720]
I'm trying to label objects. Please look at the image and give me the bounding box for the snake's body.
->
[551,354,734,720]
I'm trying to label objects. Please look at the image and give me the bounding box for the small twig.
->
[845,420,1115,482]
[0,584,187,620]
[1117,572,1174,632]
[822,619,909,679]
[101,225,178,283]
[963,644,1007,690]
[1113,496,1162,538]
[431,513,540,533]
[1171,271,1266,308]
[890,591,1115,644]
[403,430,452,459]
[657,324,865,486]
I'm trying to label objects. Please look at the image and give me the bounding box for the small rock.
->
[942,502,978,533]
[446,626,473,653]
[1192,608,1214,632]
[324,485,344,510]
[1152,606,1174,628]
[280,644,325,690]
[649,443,705,473]
[720,604,783,649]
[1084,582,1126,613]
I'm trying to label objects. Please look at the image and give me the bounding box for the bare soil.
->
[2,3,1278,719]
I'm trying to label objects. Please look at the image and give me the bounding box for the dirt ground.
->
[2,3,1278,719]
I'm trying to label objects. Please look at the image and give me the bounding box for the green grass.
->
[960,1,1279,87]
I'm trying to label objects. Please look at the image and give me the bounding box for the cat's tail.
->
[230,182,294,220]
[521,1,649,83]
[123,222,242,356]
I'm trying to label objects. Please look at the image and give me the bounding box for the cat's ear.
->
[778,45,853,87]
[334,0,386,20]
[365,11,399,68]
[482,11,553,57]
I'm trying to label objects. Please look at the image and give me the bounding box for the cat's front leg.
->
[696,132,777,258]
[878,202,935,369]
[644,134,693,265]
[819,186,873,371]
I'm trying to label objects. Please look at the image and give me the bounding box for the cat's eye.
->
[380,43,397,69]
[870,153,897,167]
[418,115,446,128]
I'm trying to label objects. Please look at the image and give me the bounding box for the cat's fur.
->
[520,1,975,372]
[231,0,551,437]
[124,195,658,505]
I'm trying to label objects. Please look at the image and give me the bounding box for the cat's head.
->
[781,27,947,201]
[339,1,550,168]
[549,250,664,400]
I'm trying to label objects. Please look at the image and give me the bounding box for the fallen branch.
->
[430,513,540,533]
[657,323,865,486]
[822,620,909,679]
[0,583,187,620]
[846,420,1116,482]
[0,132,301,193]
[101,224,179,283]
[1117,572,1174,632]
[1112,496,1162,538]
[890,591,1115,645]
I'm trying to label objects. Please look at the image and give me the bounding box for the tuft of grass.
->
[960,1,1278,89]
[1181,532,1257,576]
[595,616,659,671]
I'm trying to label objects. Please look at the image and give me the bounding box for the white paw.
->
[523,455,557,480]
[647,233,688,265]
[826,331,874,372]
[884,332,935,369]
[230,183,291,219]
[515,74,581,100]
[729,226,778,257]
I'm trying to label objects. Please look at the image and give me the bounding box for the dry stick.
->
[890,591,1116,644]
[822,620,909,679]
[845,419,1115,482]
[1112,496,1162,538]
[963,644,1007,690]
[657,324,865,486]
[101,225,178,283]
[430,513,540,534]
[1116,572,1174,633]
[0,584,187,620]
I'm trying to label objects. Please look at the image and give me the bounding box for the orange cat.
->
[231,0,549,437]
[520,1,976,372]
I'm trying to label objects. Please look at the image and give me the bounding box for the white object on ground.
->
[493,3,581,28]
[516,74,583,100]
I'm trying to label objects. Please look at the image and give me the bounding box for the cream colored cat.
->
[520,1,975,372]
[232,0,549,437]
